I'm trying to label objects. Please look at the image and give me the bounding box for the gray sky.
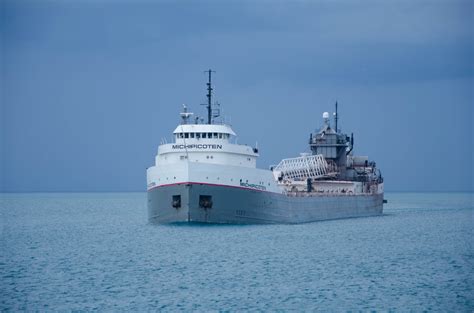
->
[1,0,473,192]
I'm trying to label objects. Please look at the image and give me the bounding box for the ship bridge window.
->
[202,133,206,138]
[219,133,222,139]
[190,133,195,138]
[184,133,189,139]
[196,133,200,139]
[208,132,212,138]
[179,133,184,138]
[213,133,218,138]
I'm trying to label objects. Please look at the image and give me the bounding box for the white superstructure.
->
[156,123,256,168]
[147,106,281,194]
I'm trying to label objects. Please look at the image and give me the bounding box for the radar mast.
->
[205,69,215,124]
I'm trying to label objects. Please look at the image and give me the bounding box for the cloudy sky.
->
[1,0,473,192]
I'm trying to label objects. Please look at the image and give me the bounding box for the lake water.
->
[1,192,473,311]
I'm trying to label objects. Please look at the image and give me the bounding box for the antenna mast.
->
[205,69,215,124]
[334,101,338,132]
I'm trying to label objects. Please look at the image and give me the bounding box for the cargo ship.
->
[146,71,384,223]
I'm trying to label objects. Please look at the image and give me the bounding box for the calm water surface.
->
[1,192,473,311]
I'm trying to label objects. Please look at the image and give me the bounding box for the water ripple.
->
[0,192,473,311]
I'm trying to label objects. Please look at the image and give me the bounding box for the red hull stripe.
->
[147,181,279,194]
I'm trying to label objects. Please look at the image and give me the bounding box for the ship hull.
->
[148,183,383,224]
